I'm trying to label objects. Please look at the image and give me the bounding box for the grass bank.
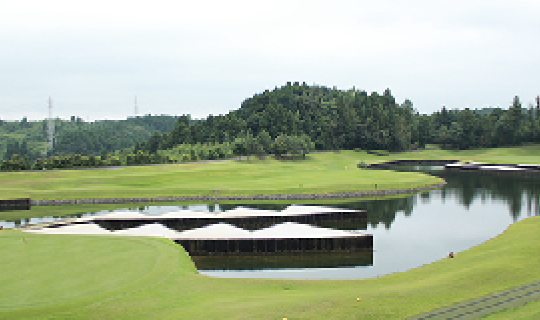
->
[1,216,539,318]
[3,145,540,202]
[0,151,443,200]
[365,143,540,165]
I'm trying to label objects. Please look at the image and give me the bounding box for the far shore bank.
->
[28,181,446,206]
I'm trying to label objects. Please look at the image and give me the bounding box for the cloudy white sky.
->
[1,0,539,121]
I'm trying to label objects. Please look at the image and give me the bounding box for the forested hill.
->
[0,115,179,160]
[147,82,419,152]
[143,82,540,154]
[3,82,540,165]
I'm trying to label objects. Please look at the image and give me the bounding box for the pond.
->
[2,166,539,279]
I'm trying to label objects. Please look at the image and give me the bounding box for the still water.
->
[2,166,539,279]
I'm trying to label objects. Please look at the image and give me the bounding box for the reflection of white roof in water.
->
[73,216,97,223]
[498,167,527,171]
[24,222,368,240]
[219,207,281,218]
[173,222,364,240]
[156,210,217,219]
[113,223,183,238]
[175,223,253,239]
[282,205,359,213]
[479,166,508,170]
[251,222,360,239]
[94,211,149,219]
[85,205,362,221]
[24,223,111,235]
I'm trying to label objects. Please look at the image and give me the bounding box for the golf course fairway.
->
[1,215,539,319]
[2,145,540,318]
[0,150,446,200]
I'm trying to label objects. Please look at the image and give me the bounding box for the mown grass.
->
[0,216,539,319]
[355,143,540,164]
[2,145,540,318]
[0,151,443,200]
[3,145,540,201]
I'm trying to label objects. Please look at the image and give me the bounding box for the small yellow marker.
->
[357,297,361,302]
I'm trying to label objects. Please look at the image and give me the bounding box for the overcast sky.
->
[1,0,539,121]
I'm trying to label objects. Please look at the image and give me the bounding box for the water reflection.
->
[93,210,367,231]
[3,169,539,229]
[2,167,540,279]
[191,251,373,270]
[394,166,540,222]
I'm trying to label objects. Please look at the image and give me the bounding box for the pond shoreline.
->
[29,182,447,206]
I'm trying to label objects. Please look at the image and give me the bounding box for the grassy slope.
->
[2,145,540,318]
[1,216,539,319]
[4,145,540,199]
[0,151,443,200]
[2,145,540,201]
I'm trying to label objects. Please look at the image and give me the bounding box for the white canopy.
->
[251,222,360,239]
[24,223,112,235]
[113,223,183,238]
[175,223,253,240]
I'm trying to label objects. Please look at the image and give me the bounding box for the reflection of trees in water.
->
[222,199,415,230]
[4,170,540,228]
[431,171,540,222]
[347,197,416,229]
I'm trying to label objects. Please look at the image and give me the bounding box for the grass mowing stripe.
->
[3,145,540,201]
[0,151,443,200]
[1,216,539,318]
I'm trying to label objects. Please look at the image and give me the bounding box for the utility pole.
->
[48,97,55,153]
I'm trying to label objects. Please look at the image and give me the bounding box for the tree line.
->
[3,83,540,171]
[0,152,171,171]
[138,82,540,154]
[427,96,540,149]
[0,133,313,171]
[0,115,180,161]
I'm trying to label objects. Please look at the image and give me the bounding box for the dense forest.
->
[2,82,540,171]
[0,115,180,160]
[140,82,540,153]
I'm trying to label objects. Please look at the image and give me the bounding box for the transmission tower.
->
[134,95,139,117]
[48,97,55,153]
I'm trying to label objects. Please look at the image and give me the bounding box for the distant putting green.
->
[1,216,539,318]
[0,151,443,200]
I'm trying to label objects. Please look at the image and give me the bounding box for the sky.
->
[1,0,540,121]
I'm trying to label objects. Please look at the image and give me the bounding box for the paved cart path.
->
[408,280,540,319]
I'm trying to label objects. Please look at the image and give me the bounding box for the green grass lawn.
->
[0,151,444,200]
[3,145,540,201]
[0,216,539,319]
[2,145,540,318]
